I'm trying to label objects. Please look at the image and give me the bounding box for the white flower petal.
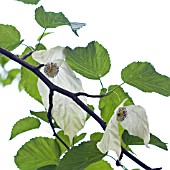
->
[97,113,121,158]
[120,105,150,147]
[53,93,86,142]
[32,46,65,66]
[54,62,84,92]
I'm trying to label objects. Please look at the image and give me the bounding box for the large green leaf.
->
[84,160,113,170]
[56,141,105,170]
[122,130,168,150]
[17,0,40,5]
[65,41,111,79]
[2,68,20,86]
[35,6,70,29]
[0,24,23,51]
[20,47,42,103]
[99,85,134,123]
[38,165,57,170]
[10,117,40,140]
[15,137,61,170]
[35,6,85,36]
[121,62,170,96]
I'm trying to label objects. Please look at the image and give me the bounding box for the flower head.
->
[97,98,150,158]
[32,46,87,142]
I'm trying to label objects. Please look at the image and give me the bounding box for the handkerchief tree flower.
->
[0,1,168,170]
[97,98,150,159]
[32,46,87,143]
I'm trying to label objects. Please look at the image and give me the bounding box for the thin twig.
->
[47,90,69,150]
[21,51,34,60]
[75,83,125,98]
[0,47,162,170]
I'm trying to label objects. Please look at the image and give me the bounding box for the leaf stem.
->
[35,28,47,50]
[99,78,104,88]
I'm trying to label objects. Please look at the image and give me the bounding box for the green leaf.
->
[30,110,48,122]
[20,47,42,103]
[38,165,57,170]
[37,32,53,41]
[35,43,47,50]
[35,6,70,29]
[10,117,40,140]
[15,137,61,170]
[121,62,170,96]
[30,110,60,129]
[99,85,134,123]
[86,104,94,120]
[122,130,168,150]
[0,55,10,67]
[17,0,40,5]
[84,160,113,170]
[90,132,103,142]
[56,130,86,155]
[57,141,105,170]
[65,41,111,79]
[0,24,23,51]
[74,133,86,144]
[3,68,20,86]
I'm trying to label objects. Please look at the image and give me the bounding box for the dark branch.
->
[47,90,69,150]
[0,47,162,170]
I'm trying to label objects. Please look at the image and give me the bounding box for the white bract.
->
[32,46,87,142]
[97,99,150,158]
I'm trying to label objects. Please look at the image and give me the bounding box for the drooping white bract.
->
[32,46,87,143]
[97,99,150,158]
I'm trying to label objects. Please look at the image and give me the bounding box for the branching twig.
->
[21,51,34,60]
[0,47,162,170]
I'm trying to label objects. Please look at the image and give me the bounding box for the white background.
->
[0,0,170,169]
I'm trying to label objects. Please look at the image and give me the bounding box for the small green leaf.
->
[0,55,10,67]
[35,43,47,50]
[38,165,57,170]
[99,85,134,123]
[56,131,86,155]
[84,160,113,170]
[90,132,103,142]
[57,141,105,170]
[30,110,60,129]
[65,41,111,79]
[0,24,22,51]
[86,104,94,120]
[37,32,53,41]
[20,47,42,103]
[15,137,61,170]
[17,0,40,5]
[10,117,40,140]
[3,68,20,86]
[74,133,86,144]
[122,130,168,151]
[121,62,170,96]
[35,6,70,29]
[30,110,48,122]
